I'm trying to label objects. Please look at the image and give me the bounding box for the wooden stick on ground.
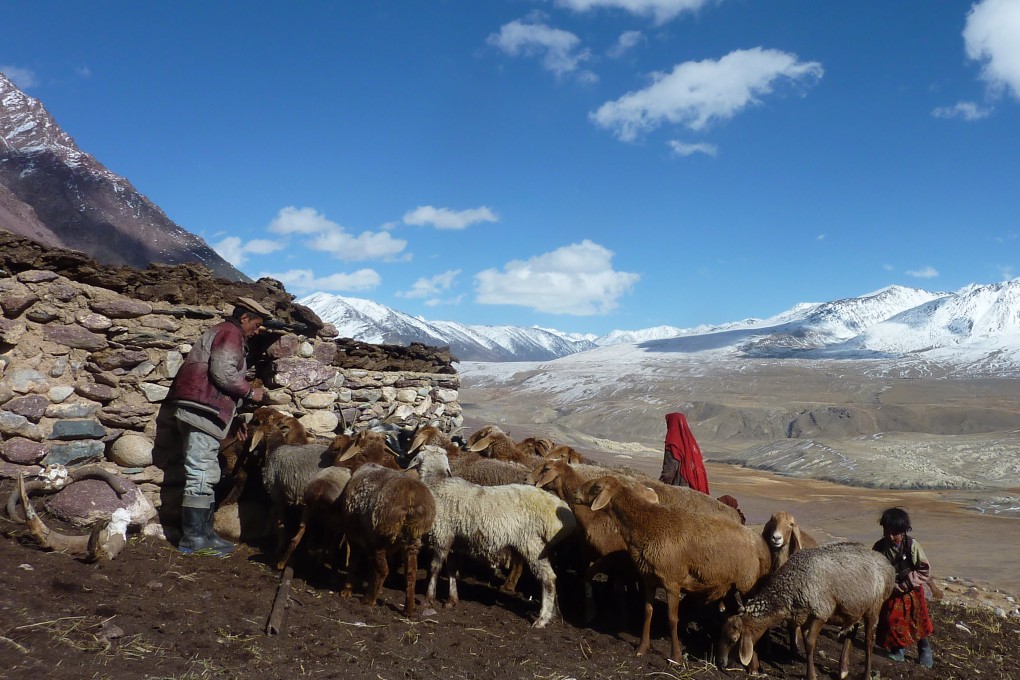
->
[265,565,294,635]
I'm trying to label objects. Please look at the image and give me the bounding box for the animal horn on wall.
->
[17,473,91,556]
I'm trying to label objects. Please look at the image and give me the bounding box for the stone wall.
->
[0,268,461,527]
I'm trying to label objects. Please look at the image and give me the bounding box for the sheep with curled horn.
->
[16,473,131,562]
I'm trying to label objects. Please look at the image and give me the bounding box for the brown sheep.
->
[467,428,538,465]
[339,463,436,618]
[332,429,402,471]
[407,424,463,459]
[761,509,821,655]
[275,465,353,571]
[583,475,771,662]
[529,458,657,623]
[762,510,819,572]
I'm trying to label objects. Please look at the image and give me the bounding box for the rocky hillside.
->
[0,73,244,280]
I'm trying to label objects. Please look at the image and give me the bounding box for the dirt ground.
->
[1,482,1018,680]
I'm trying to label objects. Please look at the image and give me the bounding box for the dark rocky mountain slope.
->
[0,73,244,281]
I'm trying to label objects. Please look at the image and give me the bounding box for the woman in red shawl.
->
[658,412,709,494]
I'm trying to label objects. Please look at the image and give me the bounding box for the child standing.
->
[873,507,935,668]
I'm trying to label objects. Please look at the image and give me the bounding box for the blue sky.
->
[4,1,1019,335]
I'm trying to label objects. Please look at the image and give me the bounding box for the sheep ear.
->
[385,444,401,458]
[790,525,802,553]
[535,468,558,488]
[739,633,755,667]
[338,443,362,462]
[591,488,612,512]
[409,432,427,454]
[249,428,264,452]
[467,434,493,452]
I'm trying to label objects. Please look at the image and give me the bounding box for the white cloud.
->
[398,269,462,300]
[268,206,407,261]
[402,205,499,230]
[964,0,1020,100]
[487,19,597,82]
[906,266,939,279]
[554,0,713,24]
[608,30,645,58]
[75,65,92,78]
[212,235,286,267]
[0,65,38,89]
[590,47,823,141]
[999,265,1015,280]
[816,233,826,241]
[932,101,992,120]
[307,229,408,261]
[261,268,381,294]
[667,139,717,157]
[475,240,639,315]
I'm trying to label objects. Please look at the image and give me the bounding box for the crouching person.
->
[159,297,270,556]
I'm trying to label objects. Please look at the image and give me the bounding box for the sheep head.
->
[585,476,624,512]
[407,446,452,481]
[336,429,400,468]
[763,510,802,551]
[545,445,585,464]
[517,437,554,457]
[716,615,757,670]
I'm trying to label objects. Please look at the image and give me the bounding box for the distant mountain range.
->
[0,73,244,280]
[302,281,1020,366]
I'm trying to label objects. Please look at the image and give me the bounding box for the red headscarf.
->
[664,412,709,494]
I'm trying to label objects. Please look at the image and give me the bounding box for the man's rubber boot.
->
[178,506,232,557]
[204,504,236,554]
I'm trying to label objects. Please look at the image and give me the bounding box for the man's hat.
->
[234,296,272,319]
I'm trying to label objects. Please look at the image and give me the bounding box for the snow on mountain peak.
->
[302,282,1020,371]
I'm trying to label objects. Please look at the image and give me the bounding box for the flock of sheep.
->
[217,409,897,680]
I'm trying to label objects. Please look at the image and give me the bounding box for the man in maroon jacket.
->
[164,296,270,555]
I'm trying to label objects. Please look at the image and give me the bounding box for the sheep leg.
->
[341,544,361,599]
[862,611,878,680]
[275,507,311,571]
[403,541,420,618]
[636,574,656,657]
[803,616,825,680]
[445,552,461,609]
[838,633,852,680]
[665,588,684,663]
[364,546,388,607]
[529,556,557,629]
[425,538,452,609]
[499,554,524,594]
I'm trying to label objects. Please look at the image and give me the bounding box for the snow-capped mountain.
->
[303,281,1020,369]
[300,292,596,361]
[0,73,244,280]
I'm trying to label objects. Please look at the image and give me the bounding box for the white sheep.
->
[408,446,576,628]
[584,475,771,662]
[717,541,896,680]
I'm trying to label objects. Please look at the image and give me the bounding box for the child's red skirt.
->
[877,587,934,649]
